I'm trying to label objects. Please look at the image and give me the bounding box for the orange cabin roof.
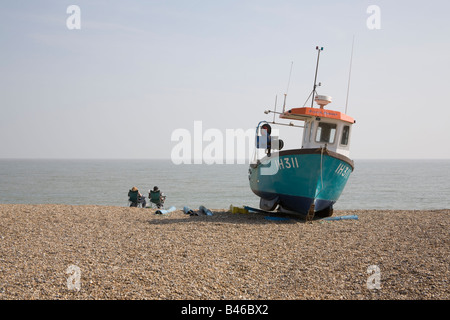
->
[280,107,355,124]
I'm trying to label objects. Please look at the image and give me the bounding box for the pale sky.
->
[1,0,449,160]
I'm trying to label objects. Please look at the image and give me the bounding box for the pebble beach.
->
[0,204,448,300]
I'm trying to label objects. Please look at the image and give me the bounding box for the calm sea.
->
[0,159,449,211]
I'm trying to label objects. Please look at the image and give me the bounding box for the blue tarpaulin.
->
[155,206,176,215]
[322,215,358,221]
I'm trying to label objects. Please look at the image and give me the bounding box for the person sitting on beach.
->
[128,187,146,207]
[149,186,166,208]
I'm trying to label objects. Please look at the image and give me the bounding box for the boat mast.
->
[311,46,323,108]
[282,61,294,114]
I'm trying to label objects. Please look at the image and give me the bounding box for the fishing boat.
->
[248,46,356,219]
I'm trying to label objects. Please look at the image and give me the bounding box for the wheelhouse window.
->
[304,121,314,143]
[315,122,336,144]
[340,125,350,146]
[304,122,309,142]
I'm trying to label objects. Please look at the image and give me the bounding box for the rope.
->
[307,146,325,222]
[314,146,325,200]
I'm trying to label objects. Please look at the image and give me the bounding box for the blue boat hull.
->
[248,148,353,216]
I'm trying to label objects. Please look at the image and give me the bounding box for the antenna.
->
[345,36,355,114]
[273,95,277,123]
[282,61,294,113]
[311,46,323,108]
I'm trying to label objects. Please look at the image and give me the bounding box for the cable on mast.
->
[282,61,294,114]
[345,36,355,114]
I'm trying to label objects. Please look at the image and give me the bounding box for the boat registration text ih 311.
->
[248,46,356,220]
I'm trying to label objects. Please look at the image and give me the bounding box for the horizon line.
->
[1,157,449,161]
